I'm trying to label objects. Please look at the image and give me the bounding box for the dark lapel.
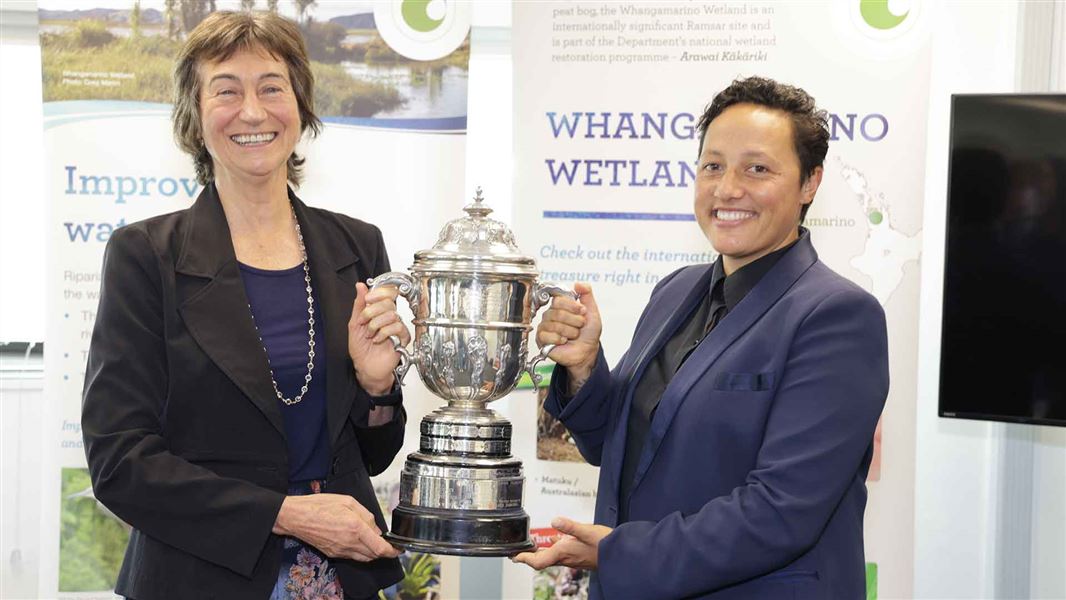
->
[174,184,286,438]
[621,265,716,392]
[628,232,820,493]
[603,263,716,503]
[173,185,361,444]
[289,190,361,446]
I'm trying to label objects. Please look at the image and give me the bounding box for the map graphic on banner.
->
[837,159,922,304]
[511,2,929,598]
[38,1,468,597]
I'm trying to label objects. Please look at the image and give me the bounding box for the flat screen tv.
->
[940,94,1066,427]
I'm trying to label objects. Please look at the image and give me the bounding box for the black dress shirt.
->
[617,241,797,522]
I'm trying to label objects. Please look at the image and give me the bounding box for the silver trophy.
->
[369,189,576,556]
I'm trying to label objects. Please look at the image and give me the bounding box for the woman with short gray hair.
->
[82,11,407,599]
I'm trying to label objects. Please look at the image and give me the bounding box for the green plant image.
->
[866,562,878,600]
[397,552,439,599]
[59,468,130,592]
[377,552,441,600]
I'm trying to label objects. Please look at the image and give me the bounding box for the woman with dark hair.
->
[516,77,889,599]
[82,11,406,599]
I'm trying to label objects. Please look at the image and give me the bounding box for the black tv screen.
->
[940,94,1066,427]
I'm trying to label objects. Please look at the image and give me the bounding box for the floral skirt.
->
[270,479,345,600]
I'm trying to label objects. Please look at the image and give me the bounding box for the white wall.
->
[0,2,46,343]
[1,5,48,600]
[0,354,45,600]
[913,2,1066,599]
[1029,427,1066,598]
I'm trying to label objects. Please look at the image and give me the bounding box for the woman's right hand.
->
[272,494,401,562]
[535,282,602,387]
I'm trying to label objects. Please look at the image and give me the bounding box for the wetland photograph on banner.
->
[39,0,469,121]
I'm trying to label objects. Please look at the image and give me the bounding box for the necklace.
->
[250,206,316,406]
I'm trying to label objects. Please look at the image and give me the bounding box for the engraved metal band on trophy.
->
[368,188,577,557]
[420,421,512,439]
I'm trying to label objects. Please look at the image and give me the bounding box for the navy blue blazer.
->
[545,232,888,599]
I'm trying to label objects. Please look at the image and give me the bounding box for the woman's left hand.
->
[348,282,410,395]
[511,517,611,570]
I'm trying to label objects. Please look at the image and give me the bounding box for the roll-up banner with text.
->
[39,1,468,597]
[509,2,929,599]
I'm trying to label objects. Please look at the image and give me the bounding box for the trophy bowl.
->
[369,189,575,556]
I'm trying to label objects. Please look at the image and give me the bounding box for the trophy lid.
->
[413,188,538,276]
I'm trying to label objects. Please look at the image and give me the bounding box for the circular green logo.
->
[860,0,909,30]
[375,0,470,61]
[401,0,444,33]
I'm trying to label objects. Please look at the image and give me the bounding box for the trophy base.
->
[386,406,536,557]
[386,505,536,556]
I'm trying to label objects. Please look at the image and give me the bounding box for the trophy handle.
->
[387,335,414,385]
[531,283,578,314]
[525,283,580,387]
[367,272,420,384]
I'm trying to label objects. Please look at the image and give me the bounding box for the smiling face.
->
[695,103,822,274]
[198,47,301,189]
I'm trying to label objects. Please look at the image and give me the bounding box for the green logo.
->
[376,0,469,60]
[859,0,909,30]
[401,0,445,33]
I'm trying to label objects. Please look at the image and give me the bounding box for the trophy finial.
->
[463,187,493,218]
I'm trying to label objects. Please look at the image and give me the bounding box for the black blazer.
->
[82,184,405,599]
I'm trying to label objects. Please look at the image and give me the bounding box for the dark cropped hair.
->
[172,11,322,186]
[697,76,829,221]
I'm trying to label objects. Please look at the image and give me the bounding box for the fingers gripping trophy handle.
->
[367,272,420,385]
[525,283,580,387]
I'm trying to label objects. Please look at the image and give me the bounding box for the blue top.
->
[239,261,330,483]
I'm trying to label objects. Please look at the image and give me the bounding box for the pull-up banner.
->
[510,2,930,598]
[38,1,469,597]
